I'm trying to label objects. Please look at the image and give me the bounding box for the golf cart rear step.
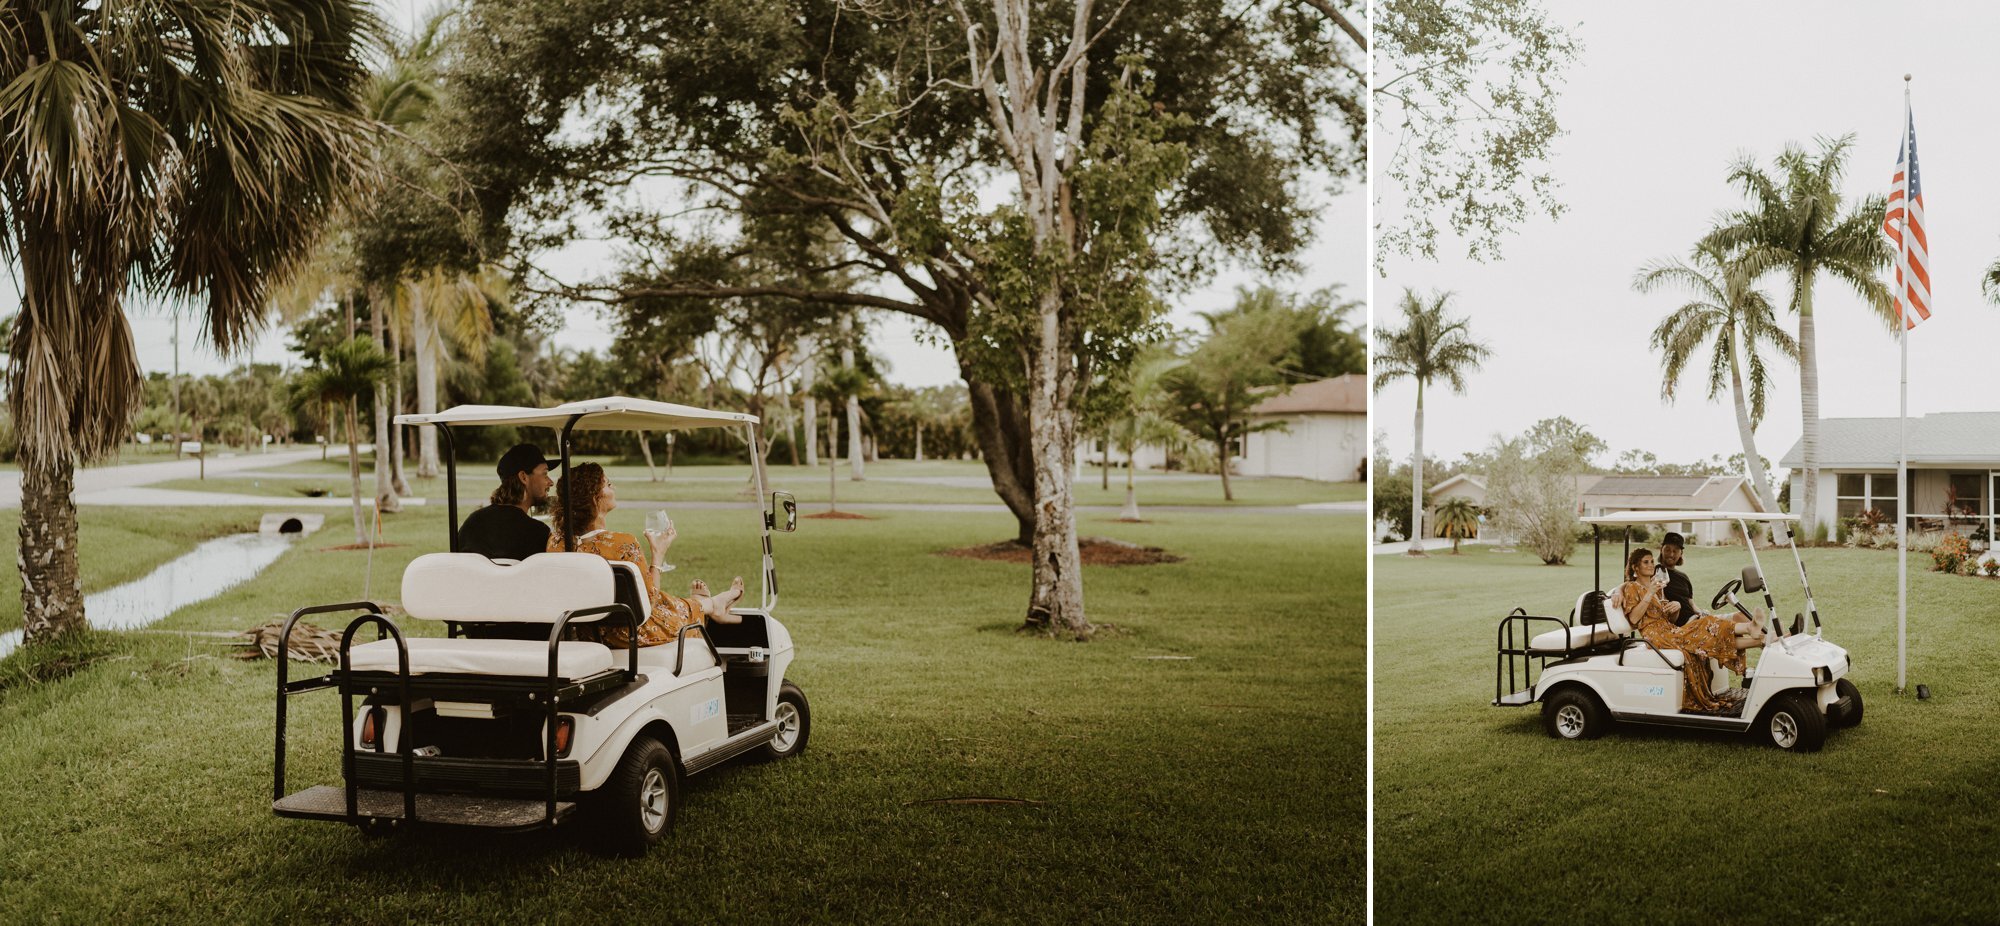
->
[1494,689,1535,707]
[273,786,577,829]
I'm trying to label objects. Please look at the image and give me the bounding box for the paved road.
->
[0,446,333,509]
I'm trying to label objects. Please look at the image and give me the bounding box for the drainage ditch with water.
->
[0,514,320,660]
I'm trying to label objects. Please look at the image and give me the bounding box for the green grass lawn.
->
[158,458,1362,507]
[0,508,1361,922]
[1374,543,2000,924]
[0,508,270,635]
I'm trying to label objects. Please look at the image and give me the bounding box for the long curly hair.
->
[552,463,607,541]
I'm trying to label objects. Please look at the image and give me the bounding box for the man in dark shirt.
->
[1659,531,1699,626]
[458,444,555,561]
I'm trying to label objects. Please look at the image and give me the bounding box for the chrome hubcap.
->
[772,701,800,751]
[640,768,667,831]
[1556,705,1585,737]
[1772,712,1799,748]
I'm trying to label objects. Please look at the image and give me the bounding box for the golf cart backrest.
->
[403,553,636,624]
[1603,594,1632,635]
[1741,565,1765,593]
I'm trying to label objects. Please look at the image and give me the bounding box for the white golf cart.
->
[1494,511,1861,752]
[272,397,808,855]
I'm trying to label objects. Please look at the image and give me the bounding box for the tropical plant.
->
[1706,136,1894,532]
[1372,289,1490,555]
[1,1,376,643]
[1433,496,1481,554]
[1112,349,1196,521]
[1161,298,1307,501]
[291,338,393,545]
[1636,239,1798,510]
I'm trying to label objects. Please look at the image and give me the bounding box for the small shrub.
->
[1931,533,1973,575]
[1983,559,1999,578]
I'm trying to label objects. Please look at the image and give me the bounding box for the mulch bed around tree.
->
[805,511,872,520]
[940,536,1183,566]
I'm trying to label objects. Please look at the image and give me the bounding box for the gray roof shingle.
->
[1778,413,2000,468]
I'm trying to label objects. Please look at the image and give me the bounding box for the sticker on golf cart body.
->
[690,697,720,725]
[1624,683,1667,698]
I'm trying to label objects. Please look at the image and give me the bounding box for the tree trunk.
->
[413,289,441,479]
[842,316,864,481]
[1728,341,1777,512]
[1120,442,1140,521]
[826,405,839,513]
[1024,286,1088,638]
[1217,435,1234,501]
[914,421,925,462]
[1409,379,1427,554]
[386,293,411,496]
[17,447,84,644]
[346,399,367,546]
[780,385,800,467]
[1100,429,1109,491]
[965,378,1036,545]
[801,343,819,467]
[369,285,401,513]
[637,430,659,481]
[1798,286,1820,535]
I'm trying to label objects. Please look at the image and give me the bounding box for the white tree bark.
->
[1727,339,1777,512]
[1409,379,1427,554]
[369,286,401,513]
[842,315,864,481]
[413,284,441,479]
[1798,303,1821,534]
[801,336,819,467]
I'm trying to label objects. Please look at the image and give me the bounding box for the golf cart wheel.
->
[1541,688,1607,741]
[1833,678,1864,728]
[596,735,678,856]
[759,680,811,761]
[1760,691,1827,752]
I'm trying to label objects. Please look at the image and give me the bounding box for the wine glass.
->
[646,509,676,572]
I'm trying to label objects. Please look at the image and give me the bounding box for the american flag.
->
[1883,107,1931,329]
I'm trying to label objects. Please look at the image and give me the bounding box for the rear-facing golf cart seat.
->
[1526,591,1622,655]
[347,553,636,679]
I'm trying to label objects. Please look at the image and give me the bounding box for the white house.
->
[1781,412,2000,538]
[1238,374,1367,482]
[1576,474,1768,545]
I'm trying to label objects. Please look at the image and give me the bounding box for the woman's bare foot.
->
[714,576,746,610]
[689,579,710,597]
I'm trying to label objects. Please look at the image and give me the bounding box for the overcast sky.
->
[1373,0,1998,474]
[34,0,1363,388]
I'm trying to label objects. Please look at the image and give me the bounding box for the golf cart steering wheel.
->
[1710,578,1744,611]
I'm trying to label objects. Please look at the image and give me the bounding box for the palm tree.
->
[1636,240,1799,511]
[1,2,376,643]
[1707,137,1894,534]
[1373,290,1490,555]
[1113,349,1195,521]
[291,338,392,546]
[1433,497,1481,554]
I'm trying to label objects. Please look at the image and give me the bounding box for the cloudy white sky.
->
[38,0,1362,388]
[1373,0,1997,473]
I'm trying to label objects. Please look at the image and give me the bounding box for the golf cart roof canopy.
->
[1581,510,1798,526]
[396,396,758,432]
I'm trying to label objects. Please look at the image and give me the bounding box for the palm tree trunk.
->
[1727,341,1777,512]
[801,344,818,468]
[1120,439,1140,521]
[369,286,400,513]
[17,447,84,643]
[826,406,839,513]
[915,421,925,462]
[1100,429,1110,491]
[780,387,799,467]
[1409,379,1427,554]
[413,289,441,479]
[346,399,366,546]
[387,317,410,496]
[1798,280,1820,536]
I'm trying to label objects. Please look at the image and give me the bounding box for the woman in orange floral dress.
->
[546,462,744,649]
[1613,547,1772,712]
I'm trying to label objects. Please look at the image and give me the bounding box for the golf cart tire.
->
[1833,678,1864,728]
[1542,687,1607,741]
[595,735,679,857]
[1759,691,1827,752]
[758,680,811,761]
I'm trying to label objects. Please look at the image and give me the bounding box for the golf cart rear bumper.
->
[273,785,577,830]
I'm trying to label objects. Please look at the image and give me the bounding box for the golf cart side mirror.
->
[770,492,798,532]
[1740,565,1765,594]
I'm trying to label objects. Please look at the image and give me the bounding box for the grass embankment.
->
[1374,544,2000,924]
[0,508,268,635]
[157,458,1361,508]
[0,508,1361,922]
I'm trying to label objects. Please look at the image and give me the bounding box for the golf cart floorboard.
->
[273,785,576,829]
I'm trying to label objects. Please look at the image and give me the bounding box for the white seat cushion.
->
[1622,644,1687,670]
[349,637,615,679]
[1528,623,1619,654]
[402,553,616,624]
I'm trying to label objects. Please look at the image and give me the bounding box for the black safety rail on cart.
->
[272,601,639,831]
[1494,608,1572,706]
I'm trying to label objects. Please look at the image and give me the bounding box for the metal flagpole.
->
[1896,74,1911,694]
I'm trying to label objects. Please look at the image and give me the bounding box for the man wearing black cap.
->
[1658,531,1698,626]
[459,444,555,561]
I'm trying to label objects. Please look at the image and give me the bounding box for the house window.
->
[1229,436,1246,459]
[1836,472,1898,522]
[1949,473,1982,516]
